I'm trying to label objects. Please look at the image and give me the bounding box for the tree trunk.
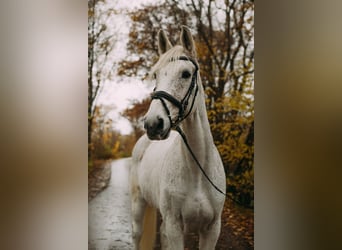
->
[88,116,93,160]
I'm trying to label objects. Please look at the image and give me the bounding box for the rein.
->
[150,56,252,208]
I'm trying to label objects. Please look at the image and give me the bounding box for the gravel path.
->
[88,158,133,250]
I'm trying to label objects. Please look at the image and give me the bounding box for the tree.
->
[121,98,151,141]
[91,105,136,160]
[88,0,118,159]
[117,1,192,79]
[91,105,117,160]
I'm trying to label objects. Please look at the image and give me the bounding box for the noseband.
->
[150,56,199,128]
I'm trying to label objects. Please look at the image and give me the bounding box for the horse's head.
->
[144,26,199,140]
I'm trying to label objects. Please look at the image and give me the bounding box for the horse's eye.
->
[181,70,191,79]
[152,73,157,80]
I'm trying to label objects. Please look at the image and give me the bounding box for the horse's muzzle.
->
[144,115,170,140]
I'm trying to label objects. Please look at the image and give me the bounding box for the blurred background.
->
[0,0,341,249]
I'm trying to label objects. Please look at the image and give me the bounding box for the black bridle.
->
[150,56,199,128]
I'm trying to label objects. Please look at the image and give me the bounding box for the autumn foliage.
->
[121,98,151,140]
[209,92,254,206]
[89,106,136,165]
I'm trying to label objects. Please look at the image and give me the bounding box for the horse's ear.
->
[158,29,172,55]
[180,26,196,57]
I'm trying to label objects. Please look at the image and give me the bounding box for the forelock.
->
[151,45,193,73]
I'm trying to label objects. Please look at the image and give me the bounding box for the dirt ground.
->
[216,199,254,250]
[89,160,254,249]
[88,159,112,201]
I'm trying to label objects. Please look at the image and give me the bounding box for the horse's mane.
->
[151,45,193,73]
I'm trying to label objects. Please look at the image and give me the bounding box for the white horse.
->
[130,26,226,250]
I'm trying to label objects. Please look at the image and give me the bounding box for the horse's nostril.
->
[157,117,164,131]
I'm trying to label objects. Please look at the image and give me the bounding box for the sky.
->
[95,0,160,135]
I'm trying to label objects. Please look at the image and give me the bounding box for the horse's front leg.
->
[163,214,184,250]
[199,217,221,250]
[160,220,168,250]
[130,185,146,250]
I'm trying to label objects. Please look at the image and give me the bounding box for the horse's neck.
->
[179,93,214,165]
